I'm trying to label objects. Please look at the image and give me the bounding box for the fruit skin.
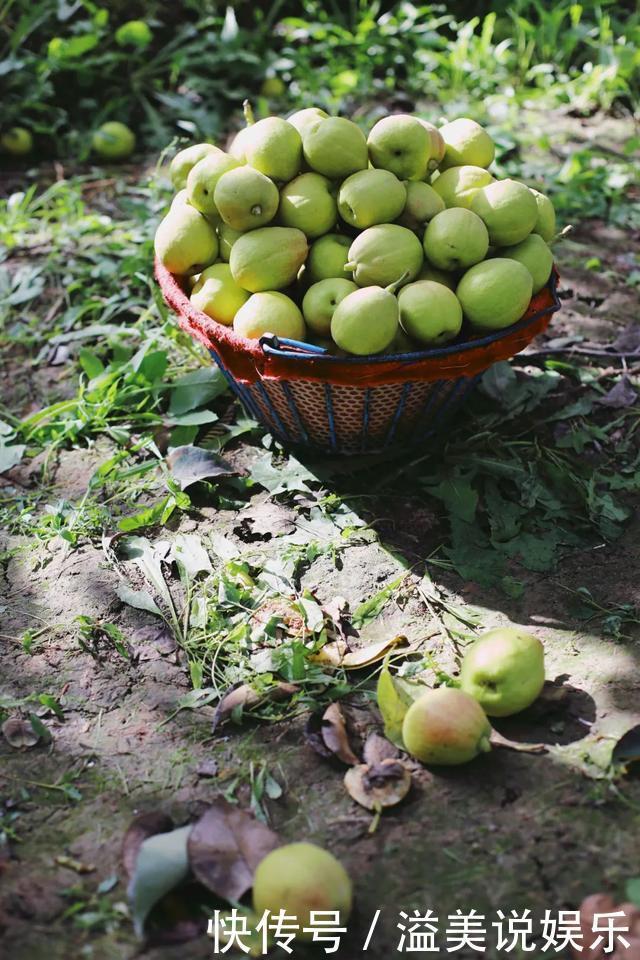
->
[230,226,308,293]
[456,258,533,331]
[417,119,446,172]
[338,169,406,229]
[0,126,33,156]
[170,143,221,190]
[331,284,400,355]
[346,224,423,288]
[302,278,358,335]
[302,117,368,179]
[214,166,279,231]
[154,206,218,275]
[92,121,135,160]
[279,173,338,238]
[530,188,556,242]
[244,117,302,183]
[440,118,495,170]
[190,263,250,326]
[423,208,489,271]
[397,181,445,232]
[459,627,545,718]
[187,152,241,218]
[260,77,285,98]
[218,223,244,262]
[398,280,463,345]
[500,233,553,294]
[115,20,152,47]
[470,178,538,246]
[233,291,306,341]
[402,687,492,765]
[252,843,352,939]
[307,233,352,283]
[229,126,253,164]
[287,107,329,138]
[417,264,457,290]
[432,165,494,209]
[367,114,432,181]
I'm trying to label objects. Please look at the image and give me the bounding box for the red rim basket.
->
[156,258,561,456]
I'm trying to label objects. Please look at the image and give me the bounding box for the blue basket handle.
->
[259,334,329,356]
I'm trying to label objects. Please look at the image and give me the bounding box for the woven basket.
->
[156,259,561,455]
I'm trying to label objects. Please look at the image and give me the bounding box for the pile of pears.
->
[155,107,557,357]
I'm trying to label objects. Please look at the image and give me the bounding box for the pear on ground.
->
[214,166,279,231]
[331,280,401,356]
[402,688,492,765]
[279,173,338,238]
[243,117,302,183]
[92,121,136,160]
[530,188,556,242]
[417,119,446,171]
[287,107,329,138]
[439,118,495,170]
[154,205,218,275]
[302,117,368,179]
[470,178,538,245]
[170,143,221,190]
[338,169,406,229]
[190,263,250,326]
[457,258,533,330]
[217,223,244,262]
[460,627,545,717]
[432,165,494,209]
[187,152,240,218]
[233,291,305,340]
[367,114,432,180]
[500,233,553,293]
[302,278,358,335]
[230,226,308,292]
[417,264,458,290]
[307,234,352,282]
[346,224,423,288]
[423,208,489,271]
[397,182,445,233]
[398,280,463,345]
[1,126,33,156]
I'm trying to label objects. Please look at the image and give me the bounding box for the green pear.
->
[154,205,218,275]
[338,169,406,229]
[91,121,136,160]
[244,117,302,183]
[0,126,33,156]
[397,182,445,232]
[307,234,352,282]
[423,208,489,271]
[302,278,358,335]
[417,119,446,172]
[346,224,423,288]
[190,263,250,326]
[500,234,553,294]
[170,143,221,190]
[530,188,556,242]
[287,107,329,138]
[233,291,306,340]
[214,166,279,231]
[302,117,368,179]
[432,165,494,209]
[187,152,241,218]
[170,189,191,211]
[402,688,492,765]
[417,264,458,290]
[470,178,538,246]
[279,173,338,238]
[439,118,495,170]
[456,258,533,331]
[367,114,432,180]
[459,627,545,717]
[230,226,308,292]
[398,280,463,345]
[217,223,244,262]
[331,274,407,355]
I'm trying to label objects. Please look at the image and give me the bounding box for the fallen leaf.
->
[344,759,412,811]
[170,533,212,578]
[127,824,191,938]
[322,596,357,644]
[212,682,298,730]
[489,729,547,754]
[363,732,399,765]
[187,801,280,901]
[611,725,640,772]
[122,812,175,881]
[312,635,408,669]
[596,376,638,409]
[234,501,296,540]
[376,663,421,749]
[613,322,640,354]
[195,759,218,779]
[319,703,360,766]
[167,445,239,491]
[116,582,163,618]
[54,855,95,874]
[2,717,40,749]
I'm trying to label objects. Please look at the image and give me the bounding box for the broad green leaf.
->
[116,583,163,618]
[127,825,191,938]
[376,663,417,749]
[171,533,212,580]
[352,574,406,629]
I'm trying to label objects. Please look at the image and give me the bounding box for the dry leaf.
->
[2,717,40,749]
[363,732,399,765]
[54,855,95,874]
[320,703,360,766]
[489,729,547,754]
[122,811,175,881]
[187,801,280,901]
[234,501,296,540]
[312,635,408,669]
[212,682,298,730]
[167,446,239,491]
[344,759,412,811]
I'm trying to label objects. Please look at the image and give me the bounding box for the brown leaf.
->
[187,801,281,901]
[320,703,360,766]
[196,759,219,779]
[54,855,95,874]
[313,635,409,669]
[344,759,412,811]
[212,682,299,730]
[489,729,547,754]
[234,501,296,540]
[122,811,175,881]
[322,596,357,644]
[2,717,40,749]
[167,446,240,491]
[596,376,638,409]
[363,732,399,765]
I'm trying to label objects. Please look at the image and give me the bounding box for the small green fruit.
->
[307,234,352,283]
[302,278,358,336]
[91,121,136,160]
[530,188,556,242]
[214,166,279,231]
[367,114,433,181]
[217,223,244,262]
[287,107,329,138]
[331,277,404,355]
[402,687,492,765]
[230,226,308,292]
[423,208,489,271]
[470,178,538,246]
[439,118,495,170]
[154,206,218,275]
[417,119,446,172]
[115,20,152,47]
[190,263,250,326]
[0,126,33,156]
[279,173,337,238]
[432,165,494,209]
[456,258,533,331]
[346,224,423,288]
[398,280,463,345]
[460,627,545,717]
[170,143,221,190]
[338,169,406,229]
[244,117,302,183]
[397,182,445,232]
[234,291,305,341]
[260,76,285,98]
[302,117,368,179]
[187,152,240,218]
[500,234,553,294]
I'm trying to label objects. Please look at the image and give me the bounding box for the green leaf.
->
[116,583,163,618]
[118,497,172,533]
[376,663,416,749]
[127,825,191,938]
[167,445,237,491]
[424,469,478,523]
[625,877,640,907]
[169,368,228,416]
[352,573,406,629]
[170,534,212,580]
[0,442,25,474]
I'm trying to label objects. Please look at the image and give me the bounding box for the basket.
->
[156,259,561,456]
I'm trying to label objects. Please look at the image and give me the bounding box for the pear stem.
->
[344,261,355,272]
[242,99,255,127]
[489,729,547,754]
[551,223,572,245]
[386,270,411,295]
